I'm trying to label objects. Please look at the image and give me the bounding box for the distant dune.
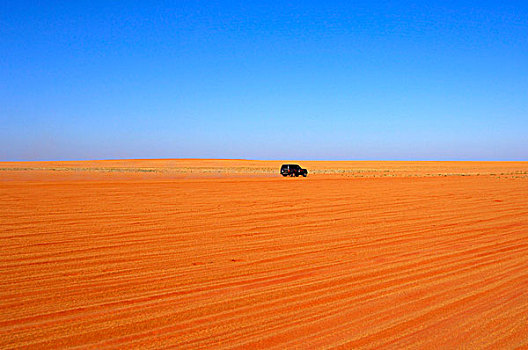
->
[1,158,527,179]
[1,160,527,348]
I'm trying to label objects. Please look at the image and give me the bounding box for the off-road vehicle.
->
[280,164,308,177]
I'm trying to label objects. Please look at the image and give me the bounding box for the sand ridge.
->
[1,160,527,348]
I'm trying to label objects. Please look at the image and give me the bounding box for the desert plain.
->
[1,159,527,349]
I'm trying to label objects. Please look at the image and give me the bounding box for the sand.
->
[1,160,527,348]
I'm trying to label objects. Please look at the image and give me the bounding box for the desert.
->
[1,159,527,348]
[3,1,528,348]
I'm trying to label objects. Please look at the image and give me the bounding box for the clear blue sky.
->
[1,1,527,161]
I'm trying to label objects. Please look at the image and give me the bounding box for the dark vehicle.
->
[280,164,308,177]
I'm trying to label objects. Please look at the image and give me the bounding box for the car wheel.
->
[303,173,307,177]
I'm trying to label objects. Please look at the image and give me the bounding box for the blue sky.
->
[1,1,527,161]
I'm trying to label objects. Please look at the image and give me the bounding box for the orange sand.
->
[1,160,527,348]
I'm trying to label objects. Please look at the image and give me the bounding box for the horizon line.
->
[1,158,527,163]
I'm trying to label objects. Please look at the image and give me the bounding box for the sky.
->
[1,1,527,161]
